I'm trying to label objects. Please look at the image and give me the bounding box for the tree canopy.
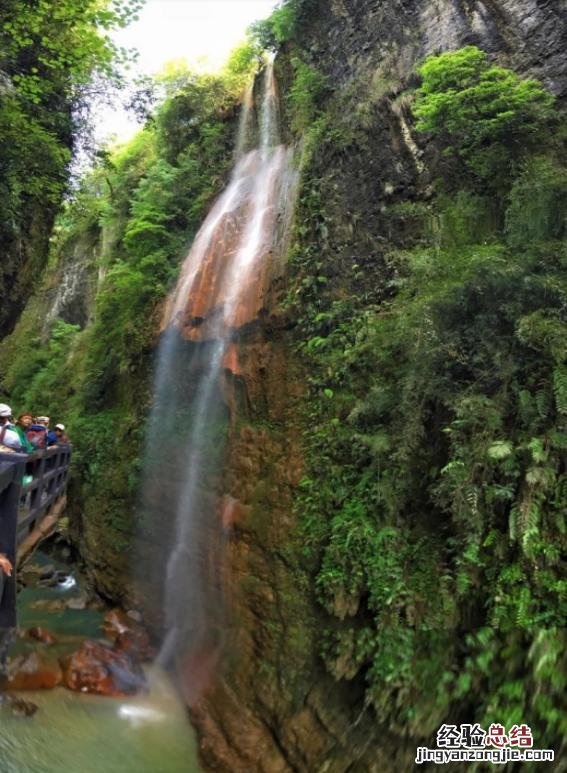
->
[413,46,555,186]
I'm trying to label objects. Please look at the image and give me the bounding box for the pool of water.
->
[0,552,200,773]
[0,665,199,773]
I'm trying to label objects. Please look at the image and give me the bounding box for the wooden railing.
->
[16,445,71,545]
[0,445,71,627]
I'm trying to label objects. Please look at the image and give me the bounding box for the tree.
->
[0,0,142,335]
[249,0,316,50]
[413,47,555,187]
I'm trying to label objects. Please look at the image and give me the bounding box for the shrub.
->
[288,57,328,132]
[249,0,316,50]
[506,157,567,247]
[413,46,555,188]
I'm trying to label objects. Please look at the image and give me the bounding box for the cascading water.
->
[137,65,297,703]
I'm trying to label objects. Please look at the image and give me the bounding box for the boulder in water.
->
[24,627,58,645]
[3,651,62,690]
[60,641,147,696]
[29,598,67,613]
[103,609,156,661]
[20,563,43,586]
[0,692,39,717]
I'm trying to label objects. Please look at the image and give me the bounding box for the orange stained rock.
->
[24,626,58,645]
[219,495,251,530]
[177,643,221,707]
[222,343,242,377]
[59,640,146,697]
[163,146,293,342]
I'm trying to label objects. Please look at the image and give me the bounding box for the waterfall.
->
[137,65,297,703]
[234,80,254,160]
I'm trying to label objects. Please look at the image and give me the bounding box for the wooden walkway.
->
[0,446,71,627]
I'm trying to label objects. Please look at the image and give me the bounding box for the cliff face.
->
[191,332,419,772]
[189,2,567,771]
[306,0,567,96]
[2,1,564,768]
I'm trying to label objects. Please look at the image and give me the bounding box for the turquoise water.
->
[0,554,200,773]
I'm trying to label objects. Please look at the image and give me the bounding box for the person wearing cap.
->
[0,404,23,453]
[53,423,69,444]
[27,415,49,449]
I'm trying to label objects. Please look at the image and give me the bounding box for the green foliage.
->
[414,46,555,188]
[0,0,141,335]
[292,186,567,741]
[222,39,263,94]
[249,0,316,50]
[250,4,297,49]
[2,319,80,419]
[0,0,141,104]
[506,156,567,247]
[288,57,328,132]
[435,191,497,247]
[0,55,244,593]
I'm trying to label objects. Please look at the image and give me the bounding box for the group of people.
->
[0,404,71,579]
[0,404,69,455]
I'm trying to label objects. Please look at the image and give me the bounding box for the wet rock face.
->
[39,229,100,334]
[307,0,567,97]
[190,336,411,772]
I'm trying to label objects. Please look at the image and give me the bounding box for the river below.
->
[0,551,200,773]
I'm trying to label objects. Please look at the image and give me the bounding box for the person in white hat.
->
[53,423,69,444]
[0,404,23,453]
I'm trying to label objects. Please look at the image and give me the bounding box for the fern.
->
[488,439,513,459]
[535,388,552,420]
[509,504,519,542]
[553,368,567,415]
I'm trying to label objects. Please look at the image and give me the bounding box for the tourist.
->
[27,415,49,449]
[15,413,36,453]
[0,554,12,577]
[0,404,23,453]
[53,423,69,444]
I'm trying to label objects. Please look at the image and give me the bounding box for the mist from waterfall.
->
[136,65,297,703]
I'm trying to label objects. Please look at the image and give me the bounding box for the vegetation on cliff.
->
[0,50,259,595]
[284,40,567,747]
[0,0,142,336]
[1,0,565,762]
[414,46,556,189]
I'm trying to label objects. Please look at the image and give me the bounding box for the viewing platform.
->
[0,446,71,627]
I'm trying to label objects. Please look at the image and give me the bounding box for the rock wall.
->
[191,322,416,772]
[305,0,567,96]
[189,1,567,771]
